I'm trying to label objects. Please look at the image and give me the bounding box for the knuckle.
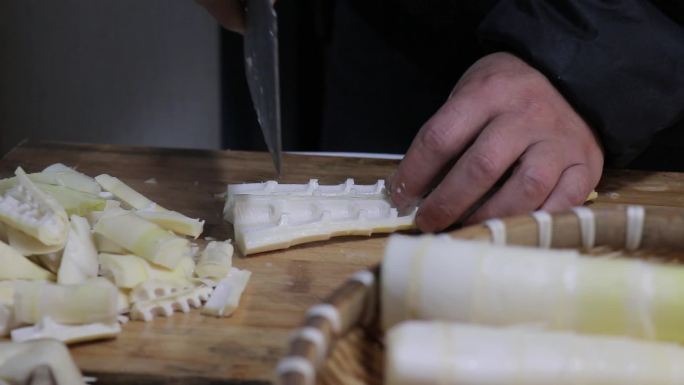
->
[418,123,452,156]
[466,152,500,181]
[520,168,553,199]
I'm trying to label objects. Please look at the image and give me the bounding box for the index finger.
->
[389,89,494,210]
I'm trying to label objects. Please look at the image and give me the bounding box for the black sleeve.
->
[478,0,684,166]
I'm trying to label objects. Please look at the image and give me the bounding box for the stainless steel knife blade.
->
[244,0,282,175]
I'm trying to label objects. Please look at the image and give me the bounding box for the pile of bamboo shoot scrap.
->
[382,235,684,385]
[0,164,251,384]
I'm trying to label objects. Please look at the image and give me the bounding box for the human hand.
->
[390,52,604,232]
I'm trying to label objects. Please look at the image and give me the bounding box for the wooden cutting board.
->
[2,141,684,384]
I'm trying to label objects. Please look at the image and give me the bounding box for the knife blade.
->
[244,0,282,176]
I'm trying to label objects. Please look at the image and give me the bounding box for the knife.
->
[244,0,282,176]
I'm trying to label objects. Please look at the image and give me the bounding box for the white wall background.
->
[0,0,221,154]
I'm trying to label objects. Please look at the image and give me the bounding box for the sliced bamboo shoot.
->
[230,194,415,255]
[11,317,121,344]
[98,253,195,289]
[201,268,251,317]
[36,183,105,216]
[387,321,684,385]
[0,240,54,281]
[95,174,160,210]
[0,339,86,385]
[195,240,233,279]
[0,305,15,337]
[135,209,204,238]
[0,168,68,246]
[6,226,64,256]
[224,178,386,222]
[57,215,98,284]
[14,279,118,325]
[93,210,191,269]
[382,235,684,343]
[130,284,212,321]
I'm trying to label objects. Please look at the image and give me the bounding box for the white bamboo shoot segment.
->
[0,168,68,246]
[381,235,684,343]
[0,164,101,196]
[130,284,212,321]
[94,232,128,254]
[387,322,684,385]
[201,268,251,317]
[36,183,105,216]
[0,240,54,281]
[14,279,118,325]
[195,240,233,279]
[135,209,204,238]
[11,317,121,344]
[0,339,86,385]
[57,215,99,284]
[98,253,195,289]
[224,179,386,222]
[6,226,64,256]
[230,195,415,255]
[117,289,131,314]
[95,174,160,210]
[93,210,191,269]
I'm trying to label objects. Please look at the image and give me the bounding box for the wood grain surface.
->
[1,141,683,384]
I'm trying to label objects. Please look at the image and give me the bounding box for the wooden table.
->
[2,141,683,384]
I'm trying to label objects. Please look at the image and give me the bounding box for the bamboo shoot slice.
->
[224,179,386,222]
[57,215,98,284]
[13,279,118,325]
[95,174,160,210]
[195,240,233,279]
[0,168,68,246]
[6,226,64,256]
[381,235,684,343]
[36,183,105,216]
[130,284,212,321]
[387,321,684,385]
[98,253,194,289]
[135,209,204,238]
[201,268,251,317]
[93,210,191,269]
[231,195,415,254]
[0,340,86,385]
[11,317,120,345]
[0,240,54,281]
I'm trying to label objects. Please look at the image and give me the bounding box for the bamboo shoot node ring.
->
[572,207,595,249]
[288,326,327,366]
[484,219,506,245]
[626,205,645,251]
[275,356,314,385]
[531,210,553,248]
[306,304,341,334]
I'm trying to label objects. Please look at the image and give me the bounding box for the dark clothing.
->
[222,0,684,170]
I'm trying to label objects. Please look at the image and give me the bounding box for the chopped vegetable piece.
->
[0,168,69,246]
[0,339,86,385]
[36,183,106,216]
[98,253,194,289]
[11,317,120,344]
[57,215,98,284]
[201,268,251,317]
[0,240,54,281]
[95,174,160,210]
[135,209,204,238]
[93,210,191,269]
[195,240,233,279]
[14,278,118,325]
